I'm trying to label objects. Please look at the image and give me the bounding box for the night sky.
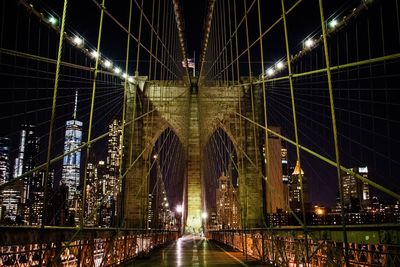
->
[0,0,399,212]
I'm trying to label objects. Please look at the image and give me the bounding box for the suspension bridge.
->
[0,0,399,266]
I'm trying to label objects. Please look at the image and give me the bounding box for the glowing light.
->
[304,38,314,48]
[266,68,275,76]
[152,154,158,159]
[176,204,183,213]
[128,76,134,83]
[276,61,284,70]
[103,60,112,68]
[165,203,169,207]
[73,36,83,46]
[48,16,57,25]
[201,212,208,219]
[329,19,338,29]
[113,67,121,74]
[90,50,99,59]
[122,73,128,79]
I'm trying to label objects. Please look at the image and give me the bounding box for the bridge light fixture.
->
[90,50,99,59]
[201,212,208,220]
[266,68,275,76]
[304,38,314,49]
[103,60,112,68]
[113,67,121,74]
[48,16,57,25]
[73,36,83,46]
[153,154,158,159]
[329,19,338,29]
[122,73,128,79]
[276,61,284,70]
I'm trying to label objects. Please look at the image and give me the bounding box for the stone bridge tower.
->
[123,78,283,231]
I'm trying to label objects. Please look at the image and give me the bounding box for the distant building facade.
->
[340,166,370,212]
[0,137,11,185]
[263,127,287,213]
[289,161,309,212]
[216,172,241,229]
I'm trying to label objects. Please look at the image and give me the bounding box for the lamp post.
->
[201,212,208,237]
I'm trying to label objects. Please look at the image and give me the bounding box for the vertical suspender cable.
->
[257,0,270,228]
[281,0,310,264]
[42,0,68,229]
[318,0,349,264]
[41,1,68,265]
[81,0,106,228]
[120,0,134,229]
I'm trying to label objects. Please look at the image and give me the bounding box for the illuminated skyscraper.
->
[216,172,241,229]
[89,119,123,226]
[341,166,370,211]
[29,169,54,226]
[106,119,122,201]
[61,91,82,215]
[0,137,16,222]
[13,124,39,204]
[281,142,289,184]
[85,161,97,226]
[289,161,308,212]
[281,142,290,210]
[0,137,11,185]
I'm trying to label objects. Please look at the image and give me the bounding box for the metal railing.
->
[209,226,400,266]
[0,227,178,266]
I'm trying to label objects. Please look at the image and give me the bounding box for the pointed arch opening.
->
[202,127,241,230]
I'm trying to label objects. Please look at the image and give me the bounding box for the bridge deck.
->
[130,235,263,267]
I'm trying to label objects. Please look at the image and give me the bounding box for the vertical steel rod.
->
[318,0,349,264]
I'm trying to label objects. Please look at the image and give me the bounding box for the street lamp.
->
[176,205,183,214]
[48,16,57,25]
[175,204,183,235]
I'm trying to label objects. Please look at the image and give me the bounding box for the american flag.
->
[181,58,195,69]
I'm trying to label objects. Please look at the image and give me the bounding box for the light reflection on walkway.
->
[130,235,263,266]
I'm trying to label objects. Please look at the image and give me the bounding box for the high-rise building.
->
[61,91,83,218]
[289,161,309,212]
[29,169,54,226]
[0,137,15,223]
[215,172,241,229]
[97,160,113,226]
[0,137,11,185]
[47,181,69,226]
[13,124,39,204]
[263,126,286,213]
[341,166,370,212]
[106,119,122,224]
[281,141,290,211]
[281,142,289,184]
[0,183,22,223]
[85,161,97,226]
[106,120,122,197]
